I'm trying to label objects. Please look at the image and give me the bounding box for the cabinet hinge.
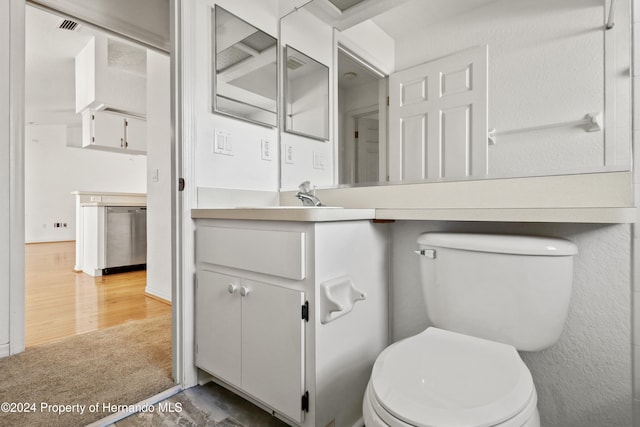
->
[302,301,309,322]
[387,96,390,106]
[91,137,95,143]
[91,114,95,120]
[354,131,359,139]
[178,178,185,192]
[301,391,309,412]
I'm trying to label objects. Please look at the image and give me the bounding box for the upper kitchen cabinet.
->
[75,35,147,116]
[82,109,146,155]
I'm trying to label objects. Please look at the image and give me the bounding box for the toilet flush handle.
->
[414,249,436,258]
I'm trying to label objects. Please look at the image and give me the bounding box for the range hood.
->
[75,34,147,116]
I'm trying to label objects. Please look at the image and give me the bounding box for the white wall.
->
[193,0,280,201]
[280,8,334,191]
[391,221,631,427]
[393,0,631,178]
[25,124,147,243]
[145,50,172,302]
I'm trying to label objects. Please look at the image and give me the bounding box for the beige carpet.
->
[0,313,173,427]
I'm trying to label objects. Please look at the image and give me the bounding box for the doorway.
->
[18,2,175,424]
[337,46,387,185]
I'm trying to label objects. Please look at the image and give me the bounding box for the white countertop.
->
[191,206,637,223]
[191,207,376,222]
[73,191,147,207]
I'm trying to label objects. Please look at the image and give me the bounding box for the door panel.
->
[125,116,146,153]
[93,111,124,149]
[357,117,379,183]
[389,46,488,181]
[241,280,305,423]
[441,105,471,178]
[400,115,427,180]
[195,270,242,387]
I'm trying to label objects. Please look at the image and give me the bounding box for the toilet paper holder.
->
[320,276,367,324]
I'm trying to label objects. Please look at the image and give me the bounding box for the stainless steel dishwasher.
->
[104,206,147,275]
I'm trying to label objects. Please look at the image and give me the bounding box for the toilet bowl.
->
[363,328,540,427]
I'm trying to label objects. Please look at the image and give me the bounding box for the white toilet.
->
[363,232,578,427]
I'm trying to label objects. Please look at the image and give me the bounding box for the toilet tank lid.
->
[417,233,577,256]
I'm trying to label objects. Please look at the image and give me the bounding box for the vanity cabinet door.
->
[241,280,306,423]
[195,270,242,388]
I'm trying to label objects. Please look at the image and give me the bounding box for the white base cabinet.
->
[195,219,389,427]
[196,270,305,422]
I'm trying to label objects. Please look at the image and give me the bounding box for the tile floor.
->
[112,381,288,427]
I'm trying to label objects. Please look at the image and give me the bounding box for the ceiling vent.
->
[287,57,306,70]
[57,18,80,31]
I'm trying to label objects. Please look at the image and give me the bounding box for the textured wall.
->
[390,221,632,427]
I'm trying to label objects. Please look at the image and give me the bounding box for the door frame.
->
[343,105,378,184]
[8,0,187,388]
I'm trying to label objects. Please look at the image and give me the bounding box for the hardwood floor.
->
[25,241,171,348]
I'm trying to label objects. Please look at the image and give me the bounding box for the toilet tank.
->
[417,233,578,351]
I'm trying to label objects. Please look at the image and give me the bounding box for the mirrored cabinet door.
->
[212,6,278,127]
[284,45,330,141]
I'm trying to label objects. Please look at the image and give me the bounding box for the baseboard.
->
[145,287,171,304]
[0,343,10,358]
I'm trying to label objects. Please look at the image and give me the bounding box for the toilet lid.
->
[371,328,534,427]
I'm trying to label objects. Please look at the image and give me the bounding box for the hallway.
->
[25,241,170,347]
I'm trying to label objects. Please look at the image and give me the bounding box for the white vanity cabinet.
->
[196,270,305,422]
[194,216,388,427]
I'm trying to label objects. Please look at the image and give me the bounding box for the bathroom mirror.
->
[284,45,330,141]
[279,0,632,190]
[212,6,278,127]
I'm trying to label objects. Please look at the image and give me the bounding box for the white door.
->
[125,116,147,153]
[356,116,379,183]
[388,46,488,181]
[241,280,305,423]
[195,270,242,388]
[92,111,126,149]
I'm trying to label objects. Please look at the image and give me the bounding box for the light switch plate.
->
[285,144,294,164]
[261,139,273,161]
[214,129,232,155]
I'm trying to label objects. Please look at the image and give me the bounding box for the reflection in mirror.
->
[281,0,631,189]
[337,46,386,185]
[284,45,330,140]
[212,6,277,127]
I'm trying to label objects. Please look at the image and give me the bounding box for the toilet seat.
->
[370,328,535,427]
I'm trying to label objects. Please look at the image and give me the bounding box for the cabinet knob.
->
[227,284,237,294]
[239,286,250,297]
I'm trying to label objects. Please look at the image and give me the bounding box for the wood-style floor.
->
[25,241,171,348]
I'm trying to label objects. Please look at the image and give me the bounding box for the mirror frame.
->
[283,44,330,141]
[212,5,278,128]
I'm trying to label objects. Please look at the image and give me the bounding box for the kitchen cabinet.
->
[82,109,146,154]
[194,218,388,427]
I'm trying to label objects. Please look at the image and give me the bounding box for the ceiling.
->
[25,6,96,126]
[371,0,500,40]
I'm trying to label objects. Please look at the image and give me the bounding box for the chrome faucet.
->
[295,181,322,206]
